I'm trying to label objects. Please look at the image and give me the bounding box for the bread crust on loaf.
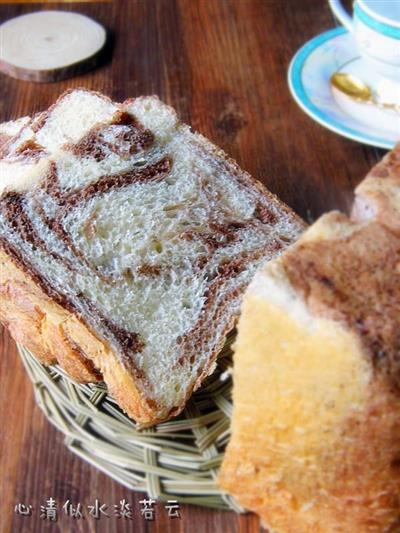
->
[352,143,400,235]
[283,212,400,389]
[220,377,400,532]
[0,246,242,426]
[219,211,400,532]
[0,248,163,424]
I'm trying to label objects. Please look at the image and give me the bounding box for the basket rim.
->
[17,342,243,513]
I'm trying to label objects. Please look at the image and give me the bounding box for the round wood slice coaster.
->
[0,11,107,83]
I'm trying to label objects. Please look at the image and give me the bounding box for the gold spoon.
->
[330,72,400,112]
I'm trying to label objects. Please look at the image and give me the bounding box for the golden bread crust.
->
[0,248,161,425]
[220,379,400,532]
[0,245,242,427]
[282,213,400,389]
[219,211,400,532]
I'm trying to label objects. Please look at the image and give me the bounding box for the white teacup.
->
[329,0,400,82]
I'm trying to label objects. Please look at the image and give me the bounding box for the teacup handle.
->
[328,0,354,31]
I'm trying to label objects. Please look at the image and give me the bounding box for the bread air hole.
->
[153,240,163,253]
[133,159,146,167]
[182,299,192,310]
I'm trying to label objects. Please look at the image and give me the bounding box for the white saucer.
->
[288,27,400,149]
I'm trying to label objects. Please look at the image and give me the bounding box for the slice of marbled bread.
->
[0,89,305,426]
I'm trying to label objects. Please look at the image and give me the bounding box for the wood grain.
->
[0,1,384,532]
[0,1,107,4]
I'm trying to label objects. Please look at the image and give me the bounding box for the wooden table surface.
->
[0,1,385,532]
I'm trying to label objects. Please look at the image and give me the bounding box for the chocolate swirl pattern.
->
[0,89,305,425]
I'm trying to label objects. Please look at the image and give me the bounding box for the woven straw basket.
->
[17,334,243,512]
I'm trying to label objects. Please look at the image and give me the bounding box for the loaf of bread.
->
[0,89,305,426]
[219,155,400,531]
